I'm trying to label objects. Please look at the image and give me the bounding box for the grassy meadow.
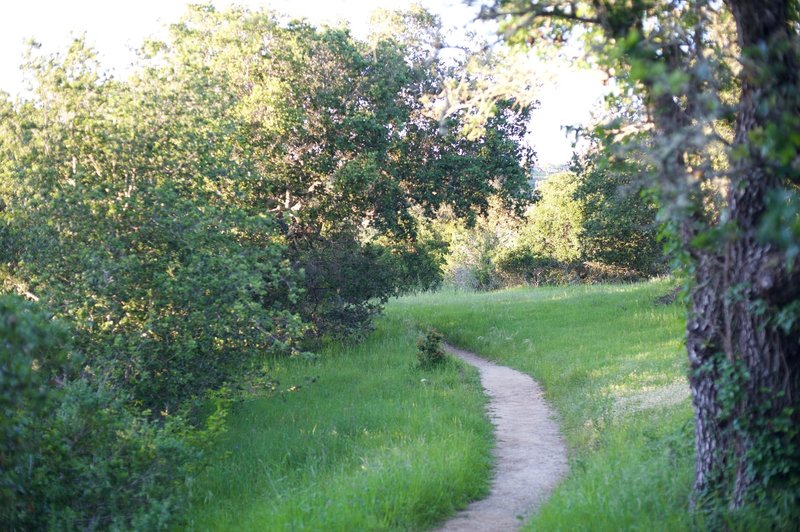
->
[185,316,493,530]
[187,279,699,530]
[391,279,695,530]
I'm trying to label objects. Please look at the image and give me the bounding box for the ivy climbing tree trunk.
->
[715,0,800,507]
[685,255,727,505]
[634,0,800,507]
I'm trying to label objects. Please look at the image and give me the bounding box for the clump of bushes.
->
[433,200,522,291]
[437,168,665,290]
[494,249,569,286]
[0,295,200,530]
[416,329,447,368]
[495,249,644,286]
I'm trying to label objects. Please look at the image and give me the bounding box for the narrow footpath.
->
[437,344,568,532]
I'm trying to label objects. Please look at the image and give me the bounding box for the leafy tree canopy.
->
[138,4,535,336]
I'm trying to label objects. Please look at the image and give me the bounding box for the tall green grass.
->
[390,279,695,530]
[185,316,493,530]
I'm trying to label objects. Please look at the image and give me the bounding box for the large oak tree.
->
[151,5,534,337]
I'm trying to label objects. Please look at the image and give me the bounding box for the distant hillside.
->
[529,165,570,187]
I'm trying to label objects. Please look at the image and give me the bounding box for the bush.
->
[0,295,199,530]
[435,202,523,291]
[0,44,305,413]
[517,172,584,263]
[496,249,646,287]
[296,232,444,341]
[416,329,447,369]
[495,248,571,286]
[491,168,664,286]
[1,295,71,527]
[34,381,199,531]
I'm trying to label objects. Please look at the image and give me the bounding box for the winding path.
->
[437,344,568,532]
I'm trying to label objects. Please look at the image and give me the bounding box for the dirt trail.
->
[437,344,568,532]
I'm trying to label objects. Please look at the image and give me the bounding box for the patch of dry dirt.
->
[437,344,568,532]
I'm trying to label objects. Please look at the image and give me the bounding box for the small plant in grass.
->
[417,329,447,369]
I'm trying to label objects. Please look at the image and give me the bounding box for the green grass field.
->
[185,316,493,530]
[187,279,698,530]
[391,279,694,530]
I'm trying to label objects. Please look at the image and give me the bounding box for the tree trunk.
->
[687,0,800,508]
[686,254,728,503]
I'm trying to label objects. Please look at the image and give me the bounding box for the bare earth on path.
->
[437,344,568,532]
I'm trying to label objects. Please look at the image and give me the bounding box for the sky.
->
[0,0,607,167]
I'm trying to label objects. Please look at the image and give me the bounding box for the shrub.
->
[416,329,447,368]
[0,295,199,530]
[496,250,646,287]
[495,248,571,286]
[1,295,71,527]
[517,172,584,263]
[492,168,664,286]
[0,43,305,413]
[296,232,444,341]
[35,381,199,531]
[435,202,523,291]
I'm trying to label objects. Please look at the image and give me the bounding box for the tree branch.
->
[478,4,600,26]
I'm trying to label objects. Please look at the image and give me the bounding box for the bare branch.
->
[478,4,600,26]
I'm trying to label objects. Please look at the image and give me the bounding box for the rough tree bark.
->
[716,0,800,507]
[655,0,800,507]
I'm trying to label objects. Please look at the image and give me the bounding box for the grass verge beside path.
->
[185,316,492,531]
[390,279,695,530]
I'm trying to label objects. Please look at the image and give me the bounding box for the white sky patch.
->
[0,0,606,166]
[527,67,608,167]
[0,0,478,92]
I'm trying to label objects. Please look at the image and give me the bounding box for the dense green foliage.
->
[571,150,663,276]
[1,295,71,527]
[0,4,534,527]
[0,38,304,413]
[437,166,662,289]
[435,200,519,290]
[143,5,533,338]
[517,172,584,263]
[0,295,198,530]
